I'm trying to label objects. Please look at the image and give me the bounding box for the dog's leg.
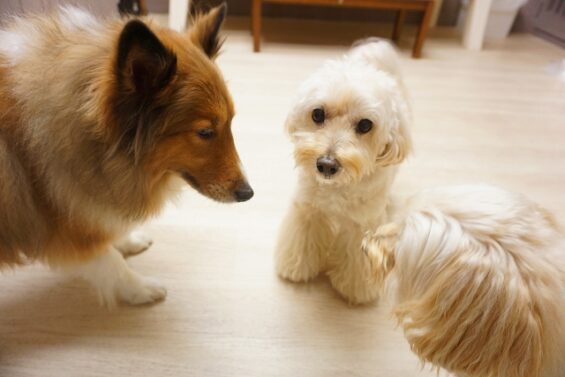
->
[327,229,380,304]
[275,202,333,282]
[114,230,153,257]
[72,248,166,307]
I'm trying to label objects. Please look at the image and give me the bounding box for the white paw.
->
[277,260,320,283]
[117,276,167,306]
[327,265,380,305]
[114,231,153,257]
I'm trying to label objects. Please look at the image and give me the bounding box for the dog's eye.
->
[197,129,215,139]
[312,108,325,124]
[356,119,373,134]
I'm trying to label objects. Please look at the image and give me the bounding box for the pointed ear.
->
[189,3,227,59]
[116,20,177,95]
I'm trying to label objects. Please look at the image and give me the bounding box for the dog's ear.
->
[375,117,411,167]
[116,20,177,95]
[376,127,411,166]
[189,3,227,59]
[112,20,176,162]
[376,100,412,166]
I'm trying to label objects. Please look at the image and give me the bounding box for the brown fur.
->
[0,5,250,267]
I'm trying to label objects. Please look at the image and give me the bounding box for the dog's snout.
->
[233,181,254,202]
[316,156,341,177]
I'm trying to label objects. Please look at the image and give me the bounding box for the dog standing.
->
[0,5,253,306]
[363,184,565,377]
[275,40,412,304]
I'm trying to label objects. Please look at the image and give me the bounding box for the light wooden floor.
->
[1,17,564,377]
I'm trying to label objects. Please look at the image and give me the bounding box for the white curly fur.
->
[363,184,565,377]
[276,40,412,304]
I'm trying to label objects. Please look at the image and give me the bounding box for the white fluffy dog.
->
[363,184,565,377]
[276,40,412,304]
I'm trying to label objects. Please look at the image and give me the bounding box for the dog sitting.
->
[363,184,565,377]
[275,40,412,304]
[0,5,253,307]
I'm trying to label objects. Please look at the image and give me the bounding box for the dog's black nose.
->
[316,156,341,177]
[233,181,254,202]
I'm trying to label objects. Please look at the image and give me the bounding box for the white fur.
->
[70,248,167,308]
[363,184,565,377]
[0,6,102,66]
[349,39,401,77]
[114,231,154,257]
[0,30,29,65]
[58,6,100,31]
[276,40,412,304]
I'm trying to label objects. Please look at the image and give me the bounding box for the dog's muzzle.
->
[316,156,341,178]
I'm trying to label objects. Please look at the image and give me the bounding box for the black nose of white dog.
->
[316,156,341,177]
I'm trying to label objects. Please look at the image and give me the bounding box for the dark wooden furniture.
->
[251,0,435,58]
[118,0,148,15]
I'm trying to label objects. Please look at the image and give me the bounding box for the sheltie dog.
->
[0,4,253,306]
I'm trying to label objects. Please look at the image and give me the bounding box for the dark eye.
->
[312,108,325,124]
[356,119,373,134]
[197,129,215,139]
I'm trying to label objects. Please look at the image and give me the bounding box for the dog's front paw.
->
[275,205,328,283]
[117,276,167,306]
[277,260,320,283]
[114,231,153,257]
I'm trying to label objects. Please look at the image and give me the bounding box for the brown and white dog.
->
[0,5,253,306]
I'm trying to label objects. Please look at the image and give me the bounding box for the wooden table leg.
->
[252,0,262,52]
[413,1,433,58]
[392,10,406,43]
[138,0,148,15]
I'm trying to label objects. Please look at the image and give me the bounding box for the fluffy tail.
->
[388,209,565,377]
[349,38,401,77]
